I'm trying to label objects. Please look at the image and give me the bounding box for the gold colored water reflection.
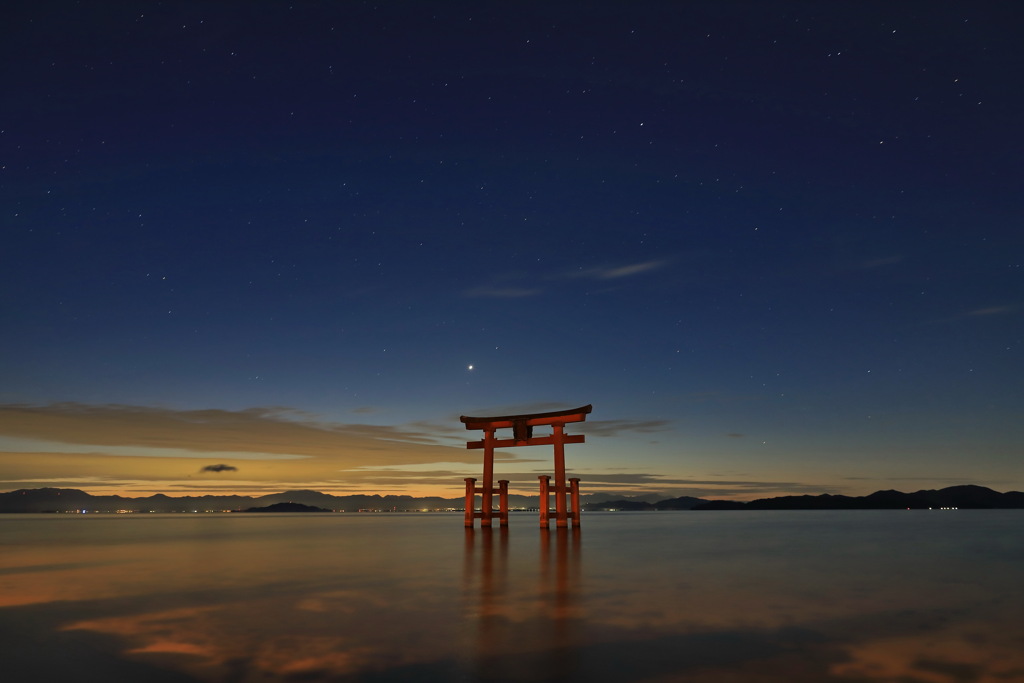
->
[2,513,1024,681]
[538,526,582,680]
[461,525,584,680]
[462,525,509,678]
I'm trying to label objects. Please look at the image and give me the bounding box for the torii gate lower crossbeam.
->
[460,404,592,529]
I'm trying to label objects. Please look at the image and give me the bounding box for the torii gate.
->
[460,404,592,529]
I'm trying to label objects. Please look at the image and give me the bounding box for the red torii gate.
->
[460,404,592,529]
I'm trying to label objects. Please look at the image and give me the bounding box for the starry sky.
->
[2,1,1022,500]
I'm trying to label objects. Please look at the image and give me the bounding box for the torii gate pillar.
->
[460,404,592,529]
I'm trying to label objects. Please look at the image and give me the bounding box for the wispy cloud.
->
[463,259,669,299]
[929,303,1018,325]
[351,406,378,414]
[579,419,671,437]
[463,286,542,298]
[200,464,238,473]
[0,403,819,501]
[552,473,837,498]
[967,305,1015,317]
[0,403,452,455]
[571,259,670,280]
[0,403,487,496]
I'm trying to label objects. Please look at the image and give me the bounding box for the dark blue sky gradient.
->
[2,1,1021,498]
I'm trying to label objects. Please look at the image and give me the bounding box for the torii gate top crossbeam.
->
[459,404,592,430]
[460,404,592,449]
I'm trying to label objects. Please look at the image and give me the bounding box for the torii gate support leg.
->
[481,428,495,527]
[539,475,550,528]
[553,424,568,528]
[464,477,476,528]
[499,479,509,527]
[570,477,581,528]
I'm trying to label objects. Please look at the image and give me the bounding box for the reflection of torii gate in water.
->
[460,404,592,529]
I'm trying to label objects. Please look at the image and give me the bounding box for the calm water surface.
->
[1,511,1022,682]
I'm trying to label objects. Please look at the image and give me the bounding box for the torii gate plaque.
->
[460,404,592,529]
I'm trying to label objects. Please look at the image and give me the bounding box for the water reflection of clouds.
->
[834,629,1024,682]
[1,514,1022,681]
[57,585,464,679]
[63,605,375,681]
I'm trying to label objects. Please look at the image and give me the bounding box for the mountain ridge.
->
[692,485,1024,510]
[1,485,1021,513]
[0,487,667,513]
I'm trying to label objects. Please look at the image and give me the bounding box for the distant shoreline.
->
[1,484,1022,514]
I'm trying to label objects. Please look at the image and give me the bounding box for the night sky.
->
[2,1,1021,500]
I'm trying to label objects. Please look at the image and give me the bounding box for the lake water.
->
[1,510,1022,682]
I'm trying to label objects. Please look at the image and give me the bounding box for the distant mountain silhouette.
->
[242,502,331,513]
[0,487,656,513]
[584,495,708,511]
[655,496,709,510]
[2,485,1021,513]
[692,485,1024,510]
[584,499,655,511]
[0,488,461,513]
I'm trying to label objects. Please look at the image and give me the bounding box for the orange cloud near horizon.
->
[0,402,912,501]
[0,402,488,497]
